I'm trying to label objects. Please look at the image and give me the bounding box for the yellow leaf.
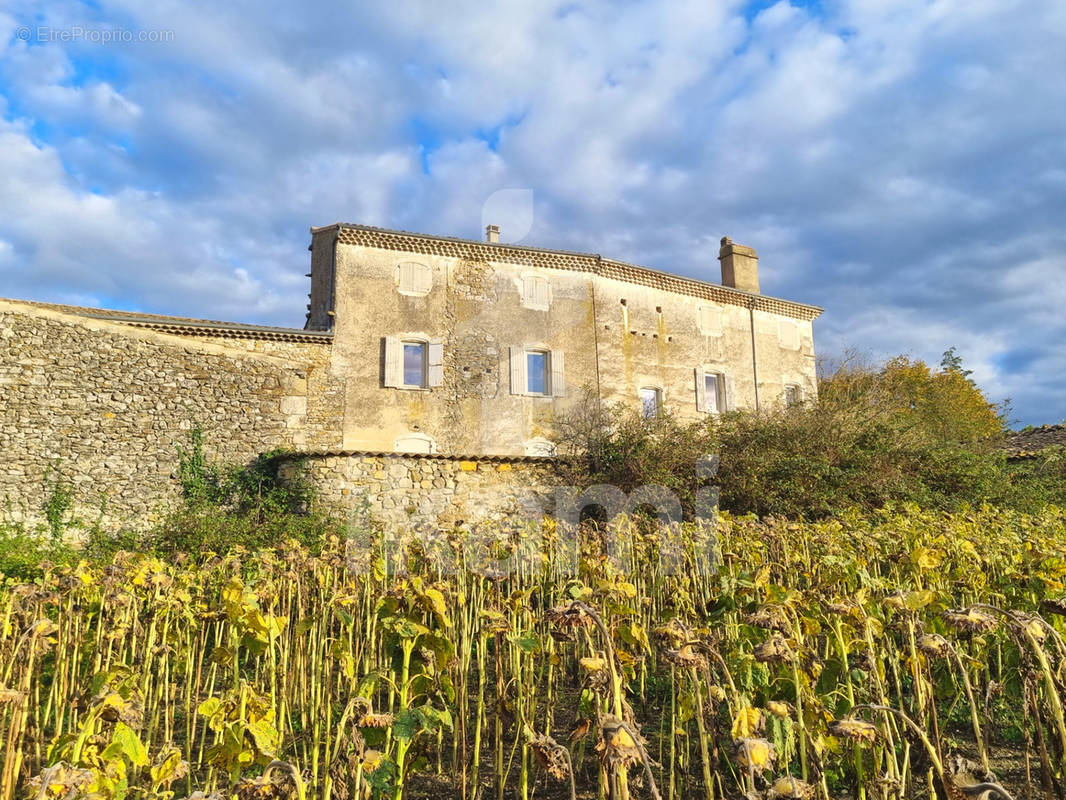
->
[732,706,763,739]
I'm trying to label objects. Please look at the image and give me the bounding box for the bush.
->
[559,352,1055,520]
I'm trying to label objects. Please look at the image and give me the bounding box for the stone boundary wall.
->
[295,452,561,529]
[0,300,338,531]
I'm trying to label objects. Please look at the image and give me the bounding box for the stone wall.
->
[0,300,339,531]
[297,452,559,529]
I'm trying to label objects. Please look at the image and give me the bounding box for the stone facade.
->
[1,222,821,533]
[299,452,557,529]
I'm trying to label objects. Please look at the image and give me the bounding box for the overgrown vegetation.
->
[561,350,1066,519]
[3,507,1066,799]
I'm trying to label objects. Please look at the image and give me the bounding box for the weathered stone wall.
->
[0,300,340,531]
[298,453,559,529]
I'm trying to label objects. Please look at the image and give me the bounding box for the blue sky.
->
[1,0,1064,427]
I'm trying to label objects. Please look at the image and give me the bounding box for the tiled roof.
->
[6,299,333,344]
[323,223,823,322]
[1004,424,1066,459]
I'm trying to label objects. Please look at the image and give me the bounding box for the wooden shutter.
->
[418,265,433,294]
[551,350,565,397]
[724,375,736,411]
[509,346,525,395]
[427,339,444,387]
[694,368,705,412]
[384,336,402,387]
[535,278,551,309]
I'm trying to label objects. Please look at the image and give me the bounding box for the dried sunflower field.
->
[3,505,1066,800]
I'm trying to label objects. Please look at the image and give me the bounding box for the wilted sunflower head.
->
[27,763,95,799]
[942,607,997,633]
[595,715,644,769]
[662,644,707,670]
[829,718,880,744]
[768,775,815,799]
[734,737,776,769]
[744,606,791,634]
[543,603,594,632]
[358,712,394,729]
[361,749,385,774]
[528,734,571,781]
[917,633,953,659]
[753,636,793,664]
[653,618,689,646]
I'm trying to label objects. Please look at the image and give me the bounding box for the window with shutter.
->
[696,369,726,413]
[521,275,551,310]
[397,262,432,296]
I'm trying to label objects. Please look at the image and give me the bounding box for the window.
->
[384,336,443,388]
[696,368,731,413]
[510,346,564,397]
[521,275,551,310]
[784,384,802,406]
[397,262,432,296]
[403,342,426,387]
[640,387,662,418]
[527,350,549,394]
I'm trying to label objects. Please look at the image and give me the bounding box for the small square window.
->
[526,350,549,395]
[785,384,802,406]
[640,387,662,418]
[403,342,427,388]
[704,373,723,412]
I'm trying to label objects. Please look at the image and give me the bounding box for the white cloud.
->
[1,0,1065,424]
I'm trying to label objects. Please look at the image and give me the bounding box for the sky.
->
[0,0,1064,427]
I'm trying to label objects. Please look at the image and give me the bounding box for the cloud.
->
[1,0,1064,425]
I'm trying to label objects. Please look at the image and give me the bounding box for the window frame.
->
[784,384,802,407]
[402,340,428,389]
[525,348,551,396]
[639,386,663,418]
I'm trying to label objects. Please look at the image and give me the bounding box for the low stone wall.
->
[296,452,560,529]
[0,300,339,531]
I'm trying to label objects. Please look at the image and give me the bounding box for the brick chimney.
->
[719,237,760,294]
[485,224,500,243]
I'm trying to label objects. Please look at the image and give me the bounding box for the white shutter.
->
[550,350,565,397]
[419,265,433,294]
[384,336,402,387]
[509,346,525,395]
[724,375,736,411]
[535,278,551,309]
[521,277,534,306]
[427,339,444,387]
[695,368,705,412]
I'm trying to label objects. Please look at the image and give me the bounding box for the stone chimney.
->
[719,237,760,294]
[485,224,500,243]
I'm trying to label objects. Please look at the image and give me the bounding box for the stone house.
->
[0,223,821,530]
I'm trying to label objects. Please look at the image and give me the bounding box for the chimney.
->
[485,224,500,243]
[719,236,760,294]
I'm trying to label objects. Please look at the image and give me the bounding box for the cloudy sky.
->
[1,0,1064,426]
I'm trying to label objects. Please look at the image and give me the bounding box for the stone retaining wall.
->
[297,453,560,529]
[0,300,339,531]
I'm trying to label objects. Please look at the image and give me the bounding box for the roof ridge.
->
[326,223,823,320]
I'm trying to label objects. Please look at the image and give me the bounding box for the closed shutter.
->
[724,375,736,411]
[550,350,565,397]
[418,265,433,294]
[427,339,444,387]
[535,278,551,309]
[509,346,525,395]
[695,368,705,412]
[384,336,402,387]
